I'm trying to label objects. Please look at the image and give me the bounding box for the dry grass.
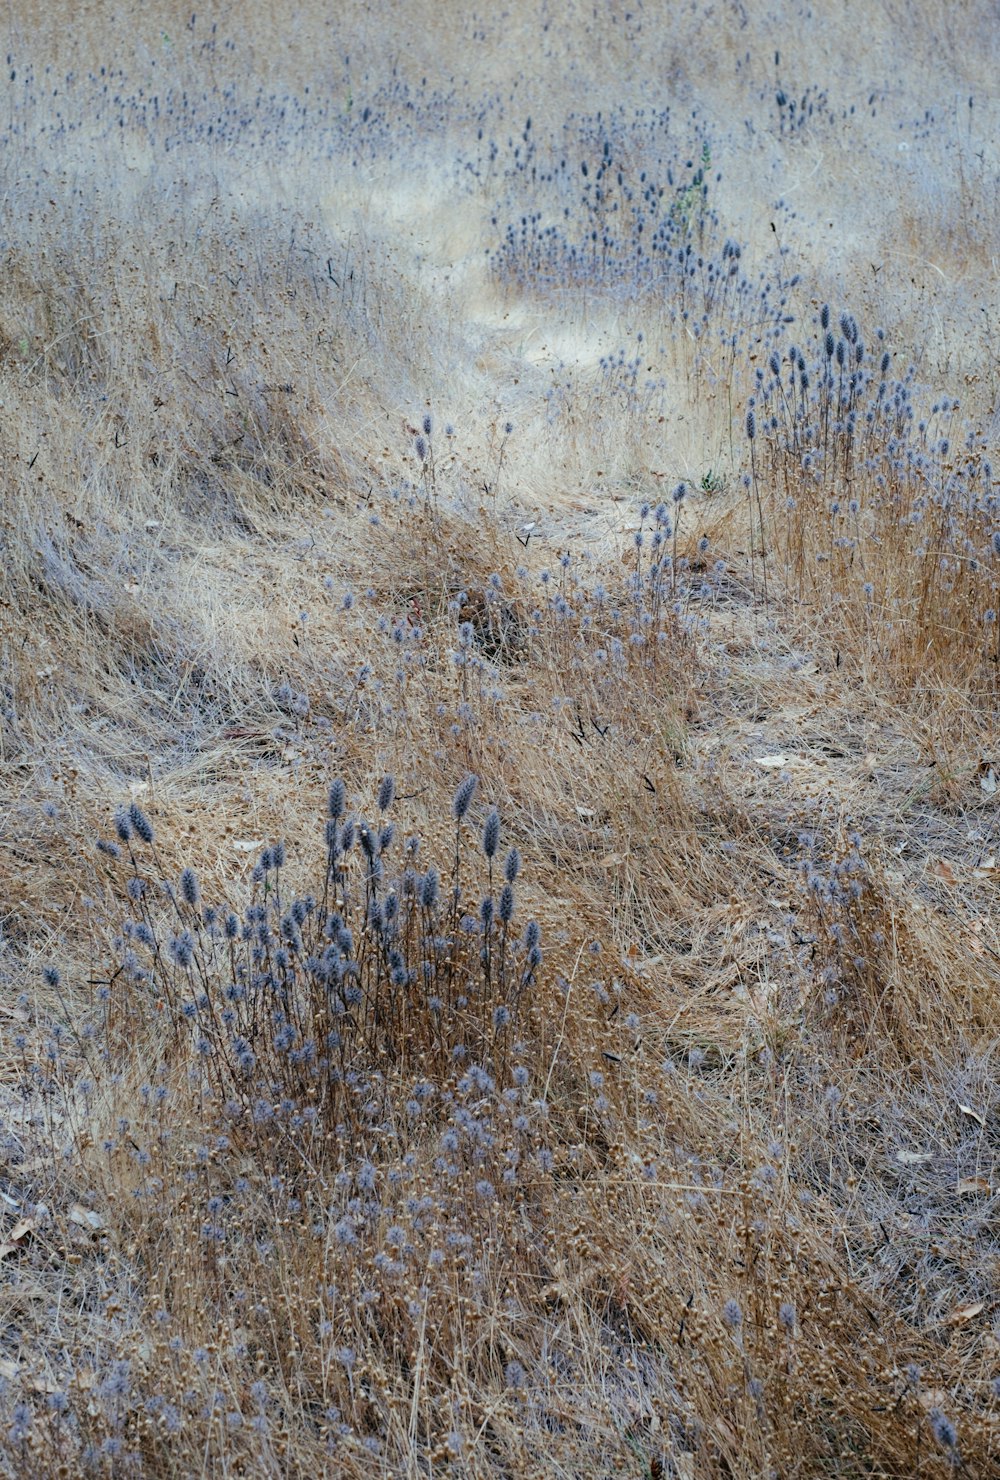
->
[1,2,1000,1475]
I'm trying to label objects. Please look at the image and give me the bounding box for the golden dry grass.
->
[1,2,1000,1475]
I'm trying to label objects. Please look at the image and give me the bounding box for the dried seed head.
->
[421,866,439,910]
[929,1408,958,1453]
[328,779,346,820]
[128,802,154,844]
[452,774,478,822]
[482,807,501,859]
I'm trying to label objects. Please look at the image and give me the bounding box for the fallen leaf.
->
[896,1150,932,1165]
[958,1104,985,1127]
[0,1217,35,1258]
[0,1359,18,1380]
[957,1177,991,1195]
[754,754,789,769]
[68,1204,103,1232]
[930,859,957,885]
[979,764,997,795]
[27,1371,62,1396]
[714,1416,739,1452]
[231,839,265,853]
[946,1300,984,1325]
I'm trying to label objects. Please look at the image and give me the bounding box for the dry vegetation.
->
[1,2,1000,1475]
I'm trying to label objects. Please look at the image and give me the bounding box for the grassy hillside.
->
[1,2,999,1474]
